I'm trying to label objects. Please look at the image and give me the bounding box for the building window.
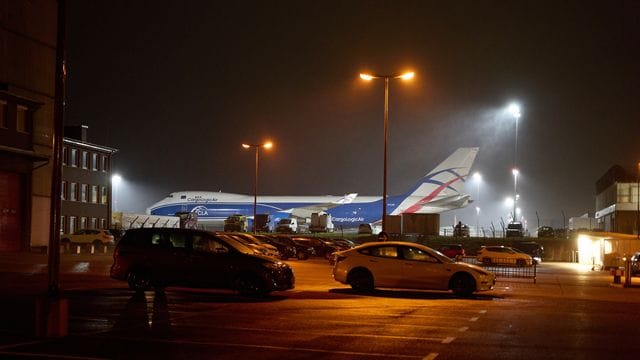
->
[60,216,66,235]
[100,218,107,229]
[62,146,68,166]
[0,100,7,128]
[69,182,77,201]
[90,218,97,229]
[70,149,78,167]
[91,185,98,203]
[16,105,30,133]
[80,217,87,229]
[81,184,88,202]
[82,151,89,169]
[69,216,77,233]
[101,186,108,204]
[61,181,67,200]
[102,155,109,172]
[92,153,99,171]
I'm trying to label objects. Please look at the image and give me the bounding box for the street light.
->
[512,168,519,222]
[242,141,273,233]
[111,174,122,212]
[473,172,482,235]
[360,70,414,232]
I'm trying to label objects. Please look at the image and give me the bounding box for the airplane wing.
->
[285,193,358,218]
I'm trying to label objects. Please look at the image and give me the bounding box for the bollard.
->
[624,258,632,287]
[90,245,95,255]
[75,245,80,255]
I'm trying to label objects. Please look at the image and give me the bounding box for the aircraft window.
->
[181,195,187,199]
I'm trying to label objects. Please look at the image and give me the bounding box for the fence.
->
[458,256,537,283]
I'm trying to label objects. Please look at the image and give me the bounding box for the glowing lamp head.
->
[359,73,374,81]
[398,71,415,80]
[512,168,519,177]
[242,144,250,149]
[111,174,122,185]
[263,142,273,149]
[508,103,521,118]
[473,172,482,182]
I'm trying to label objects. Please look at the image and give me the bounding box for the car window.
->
[151,233,173,249]
[401,246,439,263]
[361,246,398,258]
[192,235,229,254]
[169,233,188,248]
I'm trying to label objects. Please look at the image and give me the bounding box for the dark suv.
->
[110,228,295,295]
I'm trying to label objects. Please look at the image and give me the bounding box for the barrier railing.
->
[458,256,537,283]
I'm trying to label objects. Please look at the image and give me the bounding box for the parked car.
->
[505,222,525,237]
[438,244,465,259]
[631,252,640,276]
[253,234,296,260]
[110,228,295,295]
[512,241,544,264]
[332,241,496,297]
[223,215,248,232]
[268,235,311,260]
[476,245,533,266]
[275,218,298,233]
[291,236,339,259]
[536,226,554,238]
[453,222,470,237]
[225,233,280,258]
[61,229,115,247]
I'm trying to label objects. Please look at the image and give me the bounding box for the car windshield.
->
[216,234,256,255]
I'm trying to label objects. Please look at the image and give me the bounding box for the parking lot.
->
[1,254,640,359]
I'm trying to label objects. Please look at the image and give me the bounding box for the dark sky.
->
[64,0,640,230]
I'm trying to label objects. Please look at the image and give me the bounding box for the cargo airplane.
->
[147,147,479,230]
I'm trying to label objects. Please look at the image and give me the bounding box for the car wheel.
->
[482,257,492,266]
[450,273,476,297]
[348,268,374,292]
[234,273,267,296]
[127,270,151,292]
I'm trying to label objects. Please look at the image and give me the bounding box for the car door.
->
[400,246,450,290]
[361,245,405,288]
[187,233,236,288]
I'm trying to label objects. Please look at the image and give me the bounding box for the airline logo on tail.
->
[391,147,479,215]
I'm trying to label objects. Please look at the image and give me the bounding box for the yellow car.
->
[61,229,115,247]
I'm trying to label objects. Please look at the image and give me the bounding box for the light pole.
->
[507,103,521,223]
[360,71,414,232]
[473,172,482,236]
[111,174,122,212]
[242,141,273,233]
[512,168,519,222]
[637,161,639,239]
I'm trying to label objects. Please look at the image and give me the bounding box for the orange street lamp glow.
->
[242,141,274,233]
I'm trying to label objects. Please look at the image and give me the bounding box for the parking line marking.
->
[469,317,479,322]
[279,318,466,331]
[479,310,487,314]
[101,336,426,359]
[423,353,439,360]
[442,337,456,344]
[458,326,469,332]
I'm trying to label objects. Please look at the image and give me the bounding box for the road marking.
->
[458,326,469,332]
[479,310,487,314]
[102,336,426,359]
[469,317,479,322]
[423,353,439,360]
[280,318,466,331]
[442,337,455,344]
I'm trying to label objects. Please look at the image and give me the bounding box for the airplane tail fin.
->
[394,148,479,214]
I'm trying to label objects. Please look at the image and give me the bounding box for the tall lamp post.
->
[111,174,122,212]
[637,161,639,239]
[507,103,521,223]
[473,172,482,236]
[512,168,519,222]
[242,141,273,233]
[360,71,414,232]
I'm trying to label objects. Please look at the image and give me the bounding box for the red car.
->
[438,244,465,259]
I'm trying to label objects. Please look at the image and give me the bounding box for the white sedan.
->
[332,241,496,297]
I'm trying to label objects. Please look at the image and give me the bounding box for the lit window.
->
[81,184,88,202]
[100,218,107,228]
[60,216,66,235]
[80,217,87,229]
[92,153,99,171]
[82,151,89,169]
[70,149,78,167]
[62,147,68,165]
[102,156,109,172]
[90,218,97,229]
[69,216,77,232]
[101,187,107,204]
[91,185,98,203]
[69,183,77,201]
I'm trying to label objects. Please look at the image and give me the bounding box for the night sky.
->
[64,1,640,231]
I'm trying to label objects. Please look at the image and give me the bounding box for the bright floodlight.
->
[508,103,521,118]
[111,174,122,185]
[263,142,273,149]
[512,168,519,177]
[473,172,482,182]
[398,72,415,80]
[242,144,250,149]
[359,73,374,81]
[505,197,514,207]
